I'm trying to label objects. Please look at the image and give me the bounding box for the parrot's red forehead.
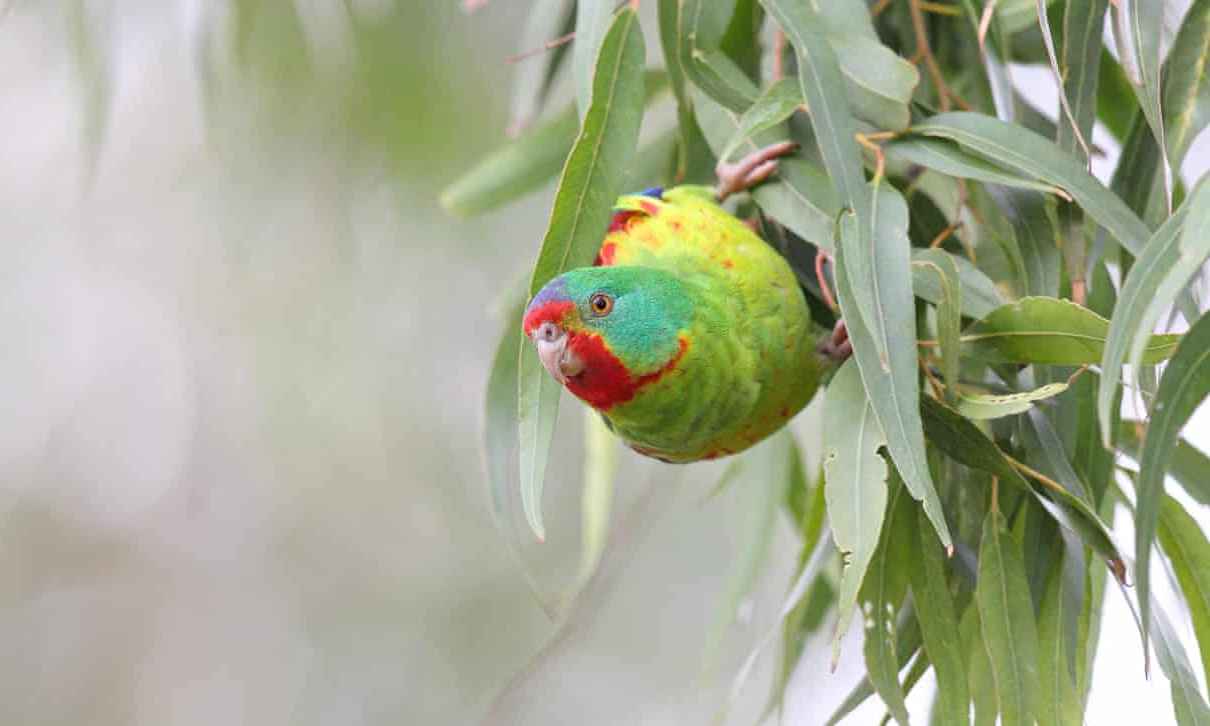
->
[522,300,575,336]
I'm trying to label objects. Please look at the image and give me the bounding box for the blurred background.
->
[1,2,1206,725]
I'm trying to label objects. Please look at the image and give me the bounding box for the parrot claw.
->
[715,141,799,202]
[818,319,852,362]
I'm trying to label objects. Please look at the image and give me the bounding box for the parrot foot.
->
[818,319,852,362]
[715,141,798,202]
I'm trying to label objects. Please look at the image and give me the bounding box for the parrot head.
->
[522,266,692,411]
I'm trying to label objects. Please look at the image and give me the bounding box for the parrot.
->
[522,142,849,464]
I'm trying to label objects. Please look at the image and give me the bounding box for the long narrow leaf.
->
[519,8,646,540]
[1136,310,1210,662]
[1158,495,1210,693]
[978,509,1042,726]
[762,0,951,549]
[912,112,1150,255]
[964,296,1182,366]
[823,359,889,664]
[909,507,970,726]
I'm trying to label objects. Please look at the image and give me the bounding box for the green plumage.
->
[525,185,831,463]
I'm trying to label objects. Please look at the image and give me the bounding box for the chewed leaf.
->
[957,382,1069,420]
[823,359,889,666]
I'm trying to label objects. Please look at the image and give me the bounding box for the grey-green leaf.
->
[957,382,1070,420]
[577,410,617,585]
[964,296,1182,366]
[1121,0,1173,210]
[1153,599,1210,725]
[912,112,1150,255]
[692,82,839,249]
[912,253,962,401]
[573,0,614,119]
[519,8,645,540]
[861,477,914,725]
[1158,495,1210,693]
[1136,310,1210,665]
[908,507,970,726]
[921,396,1127,582]
[978,509,1041,726]
[829,32,918,131]
[719,78,803,163]
[509,0,575,135]
[1037,553,1084,726]
[440,107,579,217]
[823,359,889,664]
[885,137,1068,199]
[765,0,950,548]
[911,248,1005,321]
[1098,201,1193,445]
[1118,421,1210,506]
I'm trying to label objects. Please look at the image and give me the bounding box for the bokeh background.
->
[2,2,1206,725]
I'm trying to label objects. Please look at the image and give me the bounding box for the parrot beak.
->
[533,322,584,384]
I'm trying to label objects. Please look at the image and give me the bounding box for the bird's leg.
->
[818,319,852,362]
[715,141,798,202]
[811,251,851,362]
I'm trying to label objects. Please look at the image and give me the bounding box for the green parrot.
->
[523,143,848,463]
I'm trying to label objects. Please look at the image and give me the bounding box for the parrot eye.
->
[588,293,614,317]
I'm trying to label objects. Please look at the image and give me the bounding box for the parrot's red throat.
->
[563,333,688,411]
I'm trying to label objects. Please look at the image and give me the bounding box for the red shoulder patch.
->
[594,242,617,267]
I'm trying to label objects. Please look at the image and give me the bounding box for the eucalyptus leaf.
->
[908,507,970,726]
[885,137,1067,198]
[910,248,1005,321]
[520,8,645,540]
[719,78,803,163]
[1152,599,1210,725]
[861,477,914,726]
[441,71,668,217]
[1158,495,1210,693]
[1118,421,1210,506]
[964,296,1182,366]
[957,382,1070,420]
[978,509,1042,726]
[913,254,962,401]
[834,188,954,551]
[578,411,617,585]
[573,0,614,119]
[823,359,889,664]
[509,0,575,135]
[1136,310,1210,663]
[1099,180,1209,446]
[912,112,1150,255]
[921,396,1126,582]
[1037,554,1084,726]
[1119,0,1172,211]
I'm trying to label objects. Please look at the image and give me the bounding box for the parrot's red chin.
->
[562,333,689,412]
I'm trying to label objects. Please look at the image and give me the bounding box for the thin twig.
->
[772,29,786,82]
[856,131,896,185]
[919,1,961,15]
[871,0,895,16]
[909,0,953,111]
[929,220,964,248]
[920,356,946,399]
[507,31,576,64]
[1005,454,1068,495]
